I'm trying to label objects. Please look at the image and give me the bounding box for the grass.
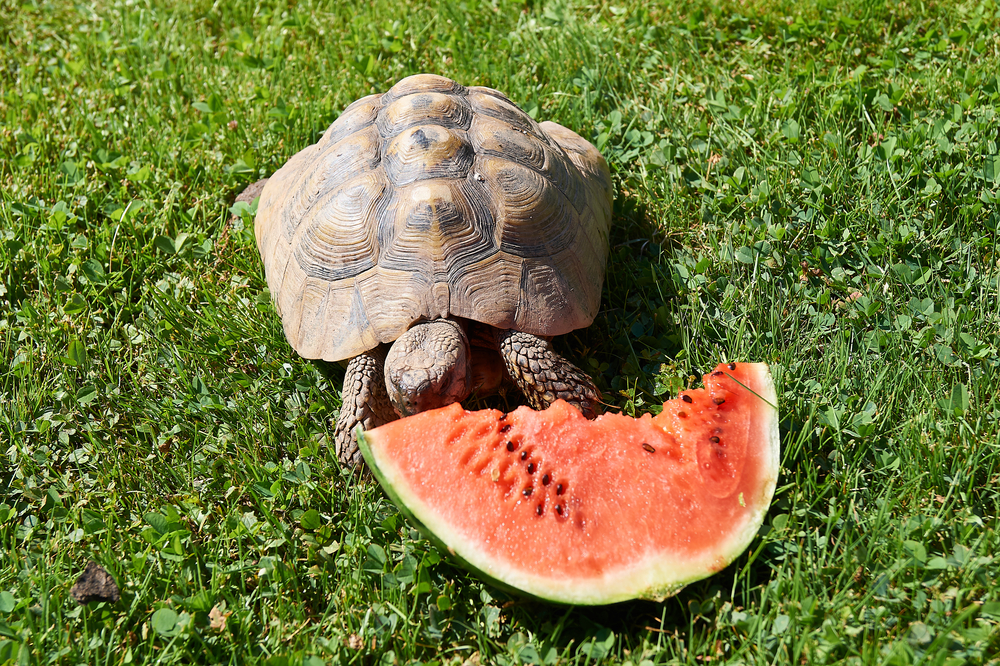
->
[1,0,999,663]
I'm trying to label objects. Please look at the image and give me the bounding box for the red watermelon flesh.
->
[357,362,779,604]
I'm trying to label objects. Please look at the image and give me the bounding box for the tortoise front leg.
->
[333,346,398,466]
[494,329,602,418]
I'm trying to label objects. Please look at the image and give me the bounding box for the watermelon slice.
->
[358,362,779,605]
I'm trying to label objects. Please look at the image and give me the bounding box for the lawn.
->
[2,0,999,663]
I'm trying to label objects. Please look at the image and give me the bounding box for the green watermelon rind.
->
[357,429,543,602]
[357,363,780,606]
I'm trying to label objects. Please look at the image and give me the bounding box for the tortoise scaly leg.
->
[494,329,602,418]
[334,346,398,466]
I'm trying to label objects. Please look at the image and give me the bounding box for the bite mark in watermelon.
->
[358,362,779,605]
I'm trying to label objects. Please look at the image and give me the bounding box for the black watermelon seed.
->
[727,362,736,370]
[527,463,536,474]
[711,371,723,377]
[713,397,726,405]
[556,483,565,495]
[681,394,693,403]
[542,474,550,485]
[710,436,720,443]
[642,443,656,453]
[499,413,508,421]
[536,504,544,516]
[500,424,512,434]
[522,488,533,497]
[520,451,528,461]
[506,441,515,451]
[555,505,563,516]
[678,411,688,418]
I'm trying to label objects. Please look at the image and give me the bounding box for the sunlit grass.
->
[1,0,999,663]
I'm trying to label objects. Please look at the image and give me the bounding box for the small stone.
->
[70,561,120,605]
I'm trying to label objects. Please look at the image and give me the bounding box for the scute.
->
[291,171,388,282]
[355,268,430,341]
[383,73,466,101]
[470,114,548,172]
[282,125,383,243]
[253,74,613,362]
[516,258,593,335]
[447,252,522,331]
[383,125,474,186]
[377,180,494,277]
[466,89,543,139]
[484,157,578,259]
[377,92,473,137]
[319,94,380,148]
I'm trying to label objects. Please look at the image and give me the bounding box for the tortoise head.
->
[384,319,472,417]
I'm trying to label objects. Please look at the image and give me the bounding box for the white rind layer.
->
[358,363,780,605]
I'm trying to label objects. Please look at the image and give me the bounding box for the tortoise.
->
[245,74,613,466]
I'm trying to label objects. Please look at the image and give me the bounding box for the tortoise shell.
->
[254,74,613,362]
